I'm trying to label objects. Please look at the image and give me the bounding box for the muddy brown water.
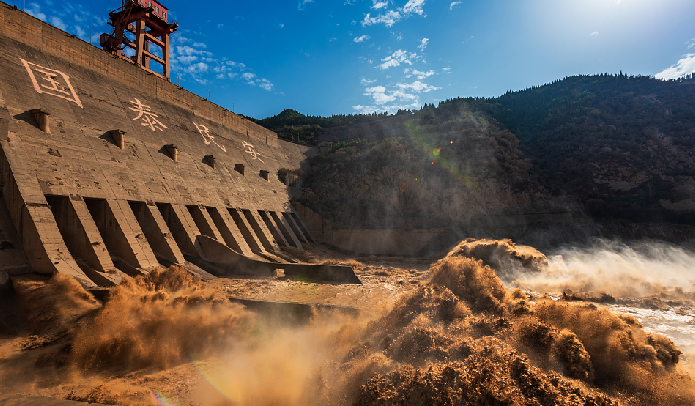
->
[0,241,694,405]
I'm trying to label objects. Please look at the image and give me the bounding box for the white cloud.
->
[418,37,429,50]
[217,23,224,28]
[413,69,435,79]
[377,49,416,70]
[392,89,418,101]
[43,3,108,32]
[397,80,441,92]
[355,72,441,114]
[184,62,209,74]
[177,45,213,57]
[258,79,274,91]
[450,1,461,10]
[590,31,599,37]
[172,41,274,91]
[403,0,426,15]
[656,53,695,80]
[50,16,67,31]
[354,35,370,43]
[364,86,397,104]
[362,10,401,27]
[362,0,427,27]
[26,3,46,21]
[298,0,313,10]
[75,26,86,39]
[372,0,389,9]
[687,38,695,49]
[279,23,285,28]
[352,101,419,115]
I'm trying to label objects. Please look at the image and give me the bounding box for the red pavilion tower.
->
[100,0,178,80]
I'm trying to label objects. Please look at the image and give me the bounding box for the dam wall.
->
[0,3,318,287]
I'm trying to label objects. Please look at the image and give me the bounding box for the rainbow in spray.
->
[152,390,185,406]
[189,353,242,405]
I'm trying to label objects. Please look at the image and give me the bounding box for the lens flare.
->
[404,122,479,189]
[152,390,185,406]
[190,354,242,405]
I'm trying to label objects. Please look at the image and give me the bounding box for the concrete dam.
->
[0,1,359,289]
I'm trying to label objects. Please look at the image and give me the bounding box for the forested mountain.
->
[483,74,695,223]
[248,108,392,145]
[257,74,695,243]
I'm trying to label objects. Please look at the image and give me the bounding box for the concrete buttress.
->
[46,195,122,286]
[206,206,255,257]
[229,208,283,263]
[271,211,303,249]
[165,204,201,257]
[0,130,96,287]
[241,209,297,263]
[259,210,289,247]
[187,205,225,244]
[86,198,158,273]
[282,212,309,245]
[130,202,185,265]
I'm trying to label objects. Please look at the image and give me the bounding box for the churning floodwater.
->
[609,304,695,363]
[2,239,695,405]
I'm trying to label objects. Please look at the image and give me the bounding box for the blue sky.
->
[20,0,695,118]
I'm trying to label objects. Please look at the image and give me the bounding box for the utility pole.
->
[207,90,210,100]
[89,29,92,45]
[176,73,180,87]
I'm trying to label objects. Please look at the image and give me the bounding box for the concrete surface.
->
[0,3,323,287]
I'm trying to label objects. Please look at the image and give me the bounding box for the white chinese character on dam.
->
[242,141,264,163]
[21,59,83,108]
[129,98,167,132]
[193,122,226,152]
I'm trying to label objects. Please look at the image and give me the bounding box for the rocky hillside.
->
[300,108,539,230]
[257,75,695,243]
